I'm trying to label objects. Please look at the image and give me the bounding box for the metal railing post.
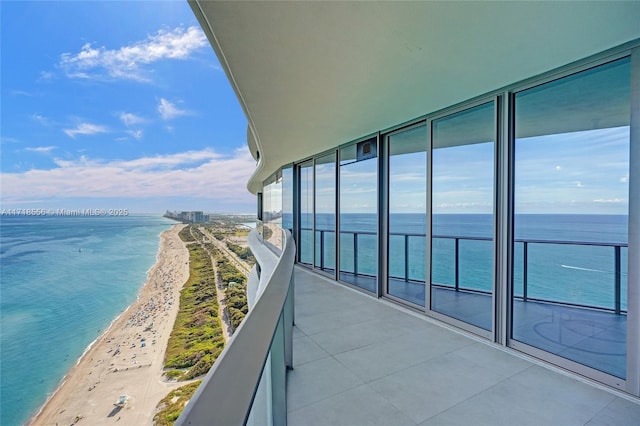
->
[404,234,410,282]
[523,242,528,302]
[353,233,358,276]
[284,275,294,369]
[454,238,459,291]
[320,230,325,270]
[270,313,287,426]
[615,245,621,315]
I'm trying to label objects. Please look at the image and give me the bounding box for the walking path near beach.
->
[29,224,190,426]
[199,226,252,277]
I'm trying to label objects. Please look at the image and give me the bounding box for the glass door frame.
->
[504,49,639,393]
[424,96,500,341]
[336,135,381,295]
[313,149,339,279]
[381,121,428,310]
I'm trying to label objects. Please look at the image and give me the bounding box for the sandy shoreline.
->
[29,224,190,426]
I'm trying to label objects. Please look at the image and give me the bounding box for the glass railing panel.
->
[338,230,377,292]
[524,242,618,310]
[339,231,355,274]
[388,234,407,279]
[621,247,628,312]
[458,239,493,293]
[315,230,336,272]
[246,355,271,426]
[176,230,294,425]
[356,233,377,277]
[299,228,313,265]
[431,237,456,287]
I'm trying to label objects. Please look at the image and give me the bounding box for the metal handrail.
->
[176,229,295,425]
[300,227,628,314]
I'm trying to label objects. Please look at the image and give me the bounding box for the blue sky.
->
[1,1,255,214]
[1,2,630,217]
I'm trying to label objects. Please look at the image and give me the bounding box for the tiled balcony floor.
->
[287,266,640,426]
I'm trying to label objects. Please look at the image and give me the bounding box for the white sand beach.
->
[29,224,190,426]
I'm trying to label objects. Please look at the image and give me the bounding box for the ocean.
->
[0,214,174,426]
[2,213,630,424]
[297,213,629,311]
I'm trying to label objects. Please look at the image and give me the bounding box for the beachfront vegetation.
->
[178,225,195,242]
[153,380,202,426]
[166,227,224,380]
[214,253,249,331]
[226,241,256,266]
[235,228,250,237]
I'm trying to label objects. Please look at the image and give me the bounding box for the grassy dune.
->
[164,227,224,380]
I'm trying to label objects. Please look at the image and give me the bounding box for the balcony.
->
[178,230,640,425]
[289,266,640,425]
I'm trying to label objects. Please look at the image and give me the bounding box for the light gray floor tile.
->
[308,314,414,355]
[587,397,640,425]
[288,384,417,426]
[419,365,615,426]
[293,334,331,367]
[335,327,473,382]
[289,266,640,425]
[286,356,364,412]
[451,342,532,379]
[292,325,306,339]
[369,351,508,423]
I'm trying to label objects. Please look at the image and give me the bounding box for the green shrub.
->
[153,381,201,426]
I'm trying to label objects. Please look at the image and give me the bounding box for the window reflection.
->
[431,102,495,331]
[512,58,630,379]
[387,124,427,306]
[339,139,378,292]
[299,161,314,265]
[315,152,336,274]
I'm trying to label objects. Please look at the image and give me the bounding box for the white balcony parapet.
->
[176,229,295,426]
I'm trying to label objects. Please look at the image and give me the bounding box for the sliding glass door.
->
[315,152,336,274]
[339,138,378,292]
[387,124,427,306]
[298,160,314,266]
[511,58,631,383]
[430,102,496,332]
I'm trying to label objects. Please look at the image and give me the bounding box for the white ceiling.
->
[190,1,640,194]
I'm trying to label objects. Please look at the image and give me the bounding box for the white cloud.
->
[158,98,188,120]
[119,112,146,127]
[59,26,207,82]
[555,165,561,171]
[126,130,143,140]
[38,71,54,81]
[620,175,629,183]
[1,137,20,144]
[25,146,57,154]
[11,90,34,97]
[31,114,50,125]
[1,148,256,204]
[64,123,109,138]
[593,198,625,203]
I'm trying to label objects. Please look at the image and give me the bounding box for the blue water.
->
[0,214,174,426]
[297,213,629,310]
